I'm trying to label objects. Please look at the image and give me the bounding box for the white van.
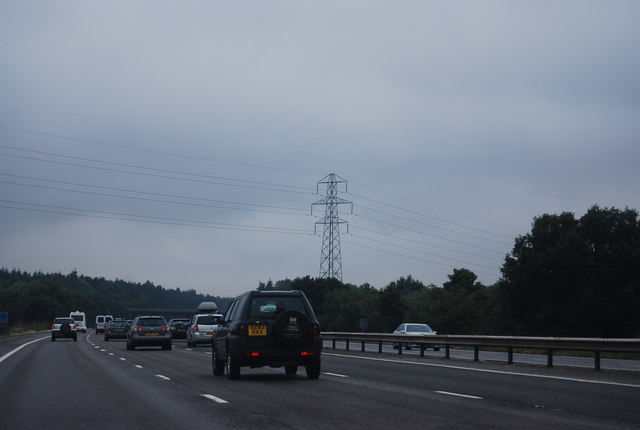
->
[69,311,87,333]
[95,315,113,333]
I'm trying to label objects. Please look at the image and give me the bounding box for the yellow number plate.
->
[248,324,267,336]
[145,332,159,336]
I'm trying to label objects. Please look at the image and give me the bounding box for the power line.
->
[0,145,315,193]
[350,224,504,262]
[0,174,310,216]
[354,203,512,246]
[350,192,515,241]
[353,214,506,254]
[341,239,500,278]
[349,180,522,232]
[0,125,324,176]
[349,233,500,272]
[0,151,316,195]
[0,199,313,234]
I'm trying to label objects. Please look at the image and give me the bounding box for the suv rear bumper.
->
[229,347,321,368]
[228,336,322,367]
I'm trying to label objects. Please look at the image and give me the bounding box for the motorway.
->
[1,332,639,429]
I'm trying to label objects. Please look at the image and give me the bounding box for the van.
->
[95,315,113,334]
[69,311,87,333]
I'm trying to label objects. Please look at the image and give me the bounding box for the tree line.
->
[1,205,638,337]
[0,269,230,328]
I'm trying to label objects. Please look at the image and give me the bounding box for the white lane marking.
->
[324,372,349,378]
[134,364,143,368]
[108,353,114,356]
[155,374,170,380]
[100,349,106,352]
[0,336,48,364]
[206,352,212,355]
[119,358,126,361]
[435,391,483,400]
[323,352,640,389]
[201,394,229,404]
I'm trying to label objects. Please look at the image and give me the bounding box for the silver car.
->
[392,323,440,351]
[186,313,223,347]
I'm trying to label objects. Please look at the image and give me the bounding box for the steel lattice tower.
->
[312,173,352,281]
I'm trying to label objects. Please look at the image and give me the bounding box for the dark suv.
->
[212,290,322,380]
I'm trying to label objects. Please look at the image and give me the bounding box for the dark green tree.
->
[499,205,640,337]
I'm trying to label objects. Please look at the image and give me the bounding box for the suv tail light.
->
[134,326,144,333]
[161,326,170,333]
[311,323,320,336]
[51,324,56,329]
[238,324,246,337]
[194,324,199,332]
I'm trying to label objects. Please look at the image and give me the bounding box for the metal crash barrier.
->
[321,332,640,371]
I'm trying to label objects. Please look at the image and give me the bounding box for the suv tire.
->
[227,352,240,380]
[212,347,224,376]
[305,356,321,380]
[272,310,311,347]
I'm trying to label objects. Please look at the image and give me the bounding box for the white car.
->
[186,313,223,347]
[51,317,78,341]
[392,323,439,351]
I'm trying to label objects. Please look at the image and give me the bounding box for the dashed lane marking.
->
[201,394,229,404]
[435,391,483,400]
[323,372,349,378]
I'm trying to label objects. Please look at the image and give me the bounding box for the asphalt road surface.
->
[1,332,639,429]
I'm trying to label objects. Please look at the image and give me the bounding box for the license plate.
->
[177,329,186,332]
[145,332,159,336]
[206,332,213,336]
[248,324,266,336]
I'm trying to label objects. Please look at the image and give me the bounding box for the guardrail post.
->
[445,345,450,359]
[361,340,365,352]
[508,347,513,364]
[398,343,403,355]
[378,341,382,353]
[547,349,553,367]
[332,339,336,349]
[420,344,425,357]
[346,340,350,351]
[474,346,479,361]
[594,351,601,371]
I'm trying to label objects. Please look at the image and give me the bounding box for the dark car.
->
[126,315,172,350]
[168,318,191,339]
[104,319,129,341]
[212,290,322,380]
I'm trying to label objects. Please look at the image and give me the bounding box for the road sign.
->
[0,312,8,324]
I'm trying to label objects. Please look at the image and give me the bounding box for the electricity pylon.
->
[311,173,352,281]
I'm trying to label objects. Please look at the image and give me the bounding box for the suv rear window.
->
[248,296,307,319]
[196,315,222,325]
[54,318,74,324]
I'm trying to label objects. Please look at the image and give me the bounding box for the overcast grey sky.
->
[1,1,638,297]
